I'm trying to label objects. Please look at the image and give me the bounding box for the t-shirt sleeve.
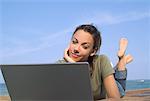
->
[56,59,67,63]
[100,55,114,79]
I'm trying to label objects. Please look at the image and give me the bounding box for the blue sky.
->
[0,0,150,83]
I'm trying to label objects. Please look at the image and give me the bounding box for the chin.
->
[71,57,81,62]
[72,58,86,62]
[72,58,80,62]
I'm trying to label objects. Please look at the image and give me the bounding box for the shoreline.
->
[0,88,150,101]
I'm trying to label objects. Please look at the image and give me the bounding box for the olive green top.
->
[57,54,114,100]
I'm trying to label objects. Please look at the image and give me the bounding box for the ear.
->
[90,49,97,56]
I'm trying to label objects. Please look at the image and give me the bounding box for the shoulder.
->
[92,54,111,70]
[93,54,114,78]
[93,54,110,64]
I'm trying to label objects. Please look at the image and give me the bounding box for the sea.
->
[0,79,150,96]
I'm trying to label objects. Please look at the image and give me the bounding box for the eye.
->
[82,45,89,49]
[72,39,78,44]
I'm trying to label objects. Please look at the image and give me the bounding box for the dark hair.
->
[73,24,102,53]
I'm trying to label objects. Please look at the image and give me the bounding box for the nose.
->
[74,44,80,53]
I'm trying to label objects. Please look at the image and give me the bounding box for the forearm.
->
[104,75,120,99]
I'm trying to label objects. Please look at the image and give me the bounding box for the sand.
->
[0,88,150,101]
[0,96,11,101]
[122,88,150,101]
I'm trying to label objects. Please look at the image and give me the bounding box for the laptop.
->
[0,63,93,101]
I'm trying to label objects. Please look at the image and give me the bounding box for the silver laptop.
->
[0,63,93,101]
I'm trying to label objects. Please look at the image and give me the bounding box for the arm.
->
[103,74,121,100]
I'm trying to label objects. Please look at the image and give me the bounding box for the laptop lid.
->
[1,63,93,101]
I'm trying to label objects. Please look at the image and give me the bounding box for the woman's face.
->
[68,29,95,62]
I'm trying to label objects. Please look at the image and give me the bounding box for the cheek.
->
[68,44,73,51]
[80,49,91,56]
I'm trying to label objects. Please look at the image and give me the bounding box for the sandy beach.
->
[0,88,150,101]
[122,88,150,101]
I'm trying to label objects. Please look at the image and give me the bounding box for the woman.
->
[57,24,133,100]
